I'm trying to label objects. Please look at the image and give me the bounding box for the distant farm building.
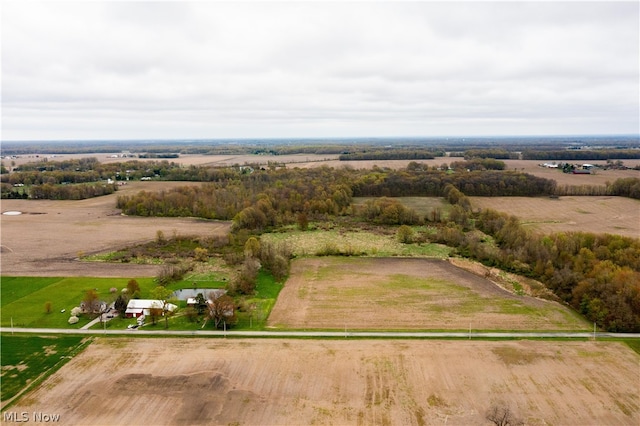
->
[572,164,593,174]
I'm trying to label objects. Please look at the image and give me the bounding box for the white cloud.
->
[2,1,638,140]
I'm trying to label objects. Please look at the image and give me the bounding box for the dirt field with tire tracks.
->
[10,338,639,426]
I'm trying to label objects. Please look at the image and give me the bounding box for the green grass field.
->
[1,277,156,328]
[1,334,89,404]
[622,339,640,355]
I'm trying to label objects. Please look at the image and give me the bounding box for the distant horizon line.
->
[3,133,639,144]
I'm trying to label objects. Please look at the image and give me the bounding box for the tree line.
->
[117,166,354,227]
[116,165,638,230]
[116,166,559,228]
[0,158,187,200]
[1,181,118,200]
[352,168,555,197]
[338,149,440,161]
[462,149,515,160]
[552,177,640,199]
[2,158,185,185]
[522,149,640,161]
[449,158,506,171]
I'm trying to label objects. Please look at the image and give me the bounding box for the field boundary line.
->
[2,327,639,339]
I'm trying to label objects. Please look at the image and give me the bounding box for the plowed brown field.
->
[10,338,639,425]
[470,196,640,237]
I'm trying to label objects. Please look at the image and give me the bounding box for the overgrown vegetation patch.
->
[261,228,451,258]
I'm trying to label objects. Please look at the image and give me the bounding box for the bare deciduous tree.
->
[486,403,524,426]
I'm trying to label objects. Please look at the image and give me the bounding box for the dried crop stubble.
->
[268,257,588,331]
[470,196,640,238]
[10,338,639,425]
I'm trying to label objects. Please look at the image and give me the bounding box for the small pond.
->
[172,288,225,301]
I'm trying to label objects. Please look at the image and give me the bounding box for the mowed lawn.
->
[1,277,156,328]
[268,257,590,331]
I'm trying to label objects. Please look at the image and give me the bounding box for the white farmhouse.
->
[125,299,177,318]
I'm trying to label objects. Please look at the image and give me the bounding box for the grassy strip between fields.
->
[621,339,640,355]
[1,334,91,407]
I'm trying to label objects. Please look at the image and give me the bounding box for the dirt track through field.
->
[10,338,639,425]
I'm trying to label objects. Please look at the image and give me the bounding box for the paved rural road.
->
[2,327,640,339]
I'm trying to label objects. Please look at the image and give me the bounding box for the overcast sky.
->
[2,1,639,141]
